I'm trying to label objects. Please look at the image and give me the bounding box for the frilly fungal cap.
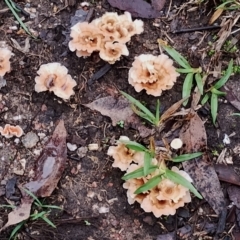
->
[0,124,23,138]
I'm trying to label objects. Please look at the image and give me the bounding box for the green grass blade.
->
[0,204,16,209]
[211,93,218,125]
[41,216,56,228]
[143,152,152,176]
[21,188,42,206]
[171,152,203,162]
[41,205,63,210]
[118,140,147,152]
[158,41,191,69]
[122,166,158,180]
[22,188,42,206]
[182,73,194,106]
[31,211,47,220]
[201,93,210,105]
[131,105,155,124]
[134,174,163,194]
[165,169,202,199]
[232,113,240,116]
[213,59,233,89]
[155,99,160,125]
[211,87,226,96]
[195,72,203,95]
[4,0,36,38]
[176,68,194,73]
[121,91,156,121]
[9,221,25,239]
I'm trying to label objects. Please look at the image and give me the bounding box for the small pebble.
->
[22,132,39,148]
[67,143,77,151]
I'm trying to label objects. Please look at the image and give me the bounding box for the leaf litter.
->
[179,109,226,216]
[0,120,67,232]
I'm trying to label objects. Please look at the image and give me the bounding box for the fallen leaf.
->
[84,96,153,137]
[151,0,166,11]
[227,186,240,208]
[107,0,163,18]
[84,96,133,126]
[223,85,240,111]
[11,37,30,53]
[209,8,224,25]
[214,164,240,186]
[25,120,67,197]
[180,110,226,215]
[0,120,67,232]
[157,232,175,240]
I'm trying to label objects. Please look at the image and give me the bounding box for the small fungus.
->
[0,124,23,138]
[124,166,192,217]
[128,54,179,96]
[35,62,77,99]
[107,136,144,171]
[170,138,183,150]
[0,47,13,77]
[69,12,144,64]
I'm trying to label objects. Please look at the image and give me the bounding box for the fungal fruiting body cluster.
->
[34,62,77,99]
[69,12,144,64]
[108,136,192,217]
[0,46,13,77]
[0,124,23,138]
[128,54,180,96]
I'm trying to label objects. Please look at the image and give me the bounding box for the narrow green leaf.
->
[171,152,203,162]
[120,91,156,121]
[41,205,63,210]
[182,73,194,106]
[232,113,240,116]
[0,204,16,209]
[144,152,152,176]
[165,169,202,199]
[118,140,147,152]
[31,211,47,220]
[159,42,191,69]
[9,221,25,239]
[122,166,158,180]
[155,99,160,125]
[216,0,235,9]
[131,105,155,124]
[213,59,233,89]
[41,216,56,228]
[21,188,42,206]
[176,68,194,73]
[211,93,218,125]
[134,174,163,194]
[195,72,203,95]
[4,0,36,38]
[210,87,226,96]
[201,93,210,105]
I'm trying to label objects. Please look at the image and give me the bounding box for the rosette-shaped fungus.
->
[0,124,23,138]
[69,22,104,57]
[128,54,179,96]
[124,166,192,217]
[0,47,13,77]
[34,62,77,99]
[107,136,144,171]
[99,42,129,64]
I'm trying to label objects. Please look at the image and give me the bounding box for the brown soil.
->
[0,0,240,240]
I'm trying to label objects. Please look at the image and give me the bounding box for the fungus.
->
[69,22,104,56]
[99,42,129,64]
[128,54,179,96]
[0,124,23,138]
[34,62,77,99]
[0,47,13,77]
[107,136,144,171]
[124,165,192,217]
[170,138,183,150]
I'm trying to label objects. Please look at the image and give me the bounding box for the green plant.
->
[121,91,161,126]
[158,40,203,106]
[201,59,233,125]
[4,0,36,38]
[121,139,203,199]
[1,188,62,239]
[232,113,240,117]
[117,120,125,128]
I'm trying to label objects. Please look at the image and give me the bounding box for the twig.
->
[172,25,221,34]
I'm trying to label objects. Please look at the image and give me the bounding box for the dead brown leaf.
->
[180,110,225,215]
[0,120,67,232]
[227,186,240,208]
[107,0,164,18]
[209,8,224,25]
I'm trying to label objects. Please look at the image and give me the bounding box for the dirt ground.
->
[0,0,240,239]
